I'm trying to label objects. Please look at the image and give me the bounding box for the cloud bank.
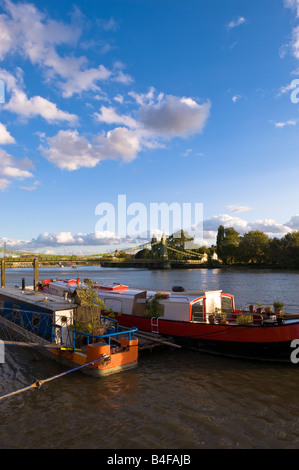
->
[40,91,211,171]
[2,213,298,253]
[0,1,211,186]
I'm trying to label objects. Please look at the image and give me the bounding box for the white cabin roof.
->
[0,286,77,311]
[45,279,223,304]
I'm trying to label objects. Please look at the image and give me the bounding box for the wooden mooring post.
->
[1,258,5,287]
[33,257,39,291]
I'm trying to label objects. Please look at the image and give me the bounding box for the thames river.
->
[0,266,299,449]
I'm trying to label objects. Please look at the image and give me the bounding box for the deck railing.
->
[72,318,137,350]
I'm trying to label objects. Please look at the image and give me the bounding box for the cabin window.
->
[191,300,204,322]
[12,304,21,321]
[0,300,4,312]
[32,313,40,328]
[222,296,233,313]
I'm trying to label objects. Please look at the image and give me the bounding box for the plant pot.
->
[249,305,255,313]
[277,316,284,325]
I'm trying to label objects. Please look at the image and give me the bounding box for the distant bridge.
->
[2,256,206,269]
[0,235,209,269]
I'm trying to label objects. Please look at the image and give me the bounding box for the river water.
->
[1,266,299,450]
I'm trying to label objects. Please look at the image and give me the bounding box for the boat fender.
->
[172,286,185,292]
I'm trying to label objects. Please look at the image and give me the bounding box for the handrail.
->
[100,315,119,333]
[72,326,138,350]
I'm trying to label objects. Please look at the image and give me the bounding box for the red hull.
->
[118,314,299,345]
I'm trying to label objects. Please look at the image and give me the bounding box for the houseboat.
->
[40,278,299,359]
[0,286,138,376]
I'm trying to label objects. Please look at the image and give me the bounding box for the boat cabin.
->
[0,287,76,347]
[41,280,235,323]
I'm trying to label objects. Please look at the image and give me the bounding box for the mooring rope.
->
[0,355,109,401]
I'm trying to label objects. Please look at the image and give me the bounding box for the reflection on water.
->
[1,267,299,449]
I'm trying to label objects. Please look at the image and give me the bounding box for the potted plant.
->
[264,306,272,317]
[209,313,216,324]
[273,301,284,315]
[218,313,228,324]
[237,314,253,325]
[256,302,263,314]
[249,305,255,313]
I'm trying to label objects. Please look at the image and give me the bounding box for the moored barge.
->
[40,278,299,360]
[0,286,138,376]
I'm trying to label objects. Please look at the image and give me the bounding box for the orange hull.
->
[50,337,138,376]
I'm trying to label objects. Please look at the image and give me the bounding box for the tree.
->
[279,232,299,268]
[216,226,240,264]
[216,225,225,260]
[135,248,151,259]
[74,279,106,336]
[238,231,270,264]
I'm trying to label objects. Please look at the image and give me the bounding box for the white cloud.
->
[129,87,157,106]
[0,122,15,144]
[99,127,141,162]
[203,213,294,243]
[227,16,246,29]
[283,2,299,58]
[1,0,80,61]
[0,149,34,190]
[285,214,299,229]
[20,180,41,191]
[273,119,297,128]
[112,70,134,85]
[232,95,242,103]
[227,205,252,214]
[97,17,120,32]
[95,106,138,128]
[41,130,102,171]
[58,63,112,98]
[1,213,298,253]
[113,94,124,104]
[0,179,10,191]
[249,219,290,234]
[41,88,211,170]
[204,214,248,233]
[276,82,296,97]
[41,126,142,170]
[0,68,77,123]
[0,230,131,252]
[6,89,78,123]
[139,94,211,137]
[284,0,299,17]
[0,1,123,98]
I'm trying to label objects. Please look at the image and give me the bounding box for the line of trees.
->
[216,225,299,268]
[134,226,299,268]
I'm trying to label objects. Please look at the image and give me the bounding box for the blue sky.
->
[1,0,299,254]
